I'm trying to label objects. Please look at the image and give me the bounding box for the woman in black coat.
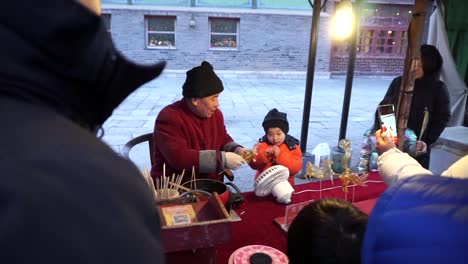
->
[384,44,451,168]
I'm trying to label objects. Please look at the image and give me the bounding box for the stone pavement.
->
[102,73,395,192]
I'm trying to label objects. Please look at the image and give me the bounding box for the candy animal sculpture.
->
[305,160,335,181]
[338,139,366,193]
[305,161,324,179]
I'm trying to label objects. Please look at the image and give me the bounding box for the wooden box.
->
[158,193,232,253]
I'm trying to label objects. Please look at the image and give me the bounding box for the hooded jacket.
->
[384,46,451,146]
[0,0,166,263]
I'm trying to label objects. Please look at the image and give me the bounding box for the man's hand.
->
[375,129,396,155]
[234,147,246,157]
[224,152,246,170]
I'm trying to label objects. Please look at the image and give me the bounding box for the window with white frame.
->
[146,16,176,48]
[209,17,239,49]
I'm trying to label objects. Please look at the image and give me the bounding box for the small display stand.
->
[273,199,315,233]
[159,193,232,263]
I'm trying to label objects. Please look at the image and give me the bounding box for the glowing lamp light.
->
[331,0,354,40]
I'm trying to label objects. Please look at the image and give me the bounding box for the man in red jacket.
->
[151,61,246,183]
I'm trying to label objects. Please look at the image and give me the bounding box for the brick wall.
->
[330,57,405,75]
[103,5,332,74]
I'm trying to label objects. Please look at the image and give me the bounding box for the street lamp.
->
[300,0,361,174]
[331,0,354,40]
[301,0,360,156]
[337,0,361,143]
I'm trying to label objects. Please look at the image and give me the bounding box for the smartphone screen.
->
[378,104,398,144]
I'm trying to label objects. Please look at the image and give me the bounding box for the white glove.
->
[224,152,246,170]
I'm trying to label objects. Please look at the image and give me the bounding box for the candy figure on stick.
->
[305,160,335,180]
[305,161,325,180]
[338,139,366,193]
[305,160,335,199]
[221,149,257,181]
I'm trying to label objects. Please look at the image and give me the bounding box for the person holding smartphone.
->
[361,129,468,264]
[357,98,427,173]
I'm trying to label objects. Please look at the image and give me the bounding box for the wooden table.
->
[216,171,386,263]
[165,172,386,263]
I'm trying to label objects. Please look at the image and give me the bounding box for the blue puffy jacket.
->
[362,175,468,263]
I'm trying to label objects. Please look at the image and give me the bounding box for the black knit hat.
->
[182,61,224,98]
[420,44,443,76]
[262,108,289,134]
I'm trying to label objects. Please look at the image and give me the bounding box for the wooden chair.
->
[121,132,155,166]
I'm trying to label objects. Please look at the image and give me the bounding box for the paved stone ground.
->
[102,73,395,192]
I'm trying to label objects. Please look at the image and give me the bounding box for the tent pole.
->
[396,0,433,149]
[338,0,362,142]
[300,0,322,153]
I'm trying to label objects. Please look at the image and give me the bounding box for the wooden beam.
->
[396,0,433,149]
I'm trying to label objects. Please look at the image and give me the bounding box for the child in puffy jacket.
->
[249,108,303,185]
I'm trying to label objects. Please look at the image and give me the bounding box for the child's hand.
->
[270,145,280,158]
[265,146,280,162]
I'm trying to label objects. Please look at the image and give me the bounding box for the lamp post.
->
[324,0,361,173]
[300,0,361,153]
[336,0,362,142]
[300,0,362,176]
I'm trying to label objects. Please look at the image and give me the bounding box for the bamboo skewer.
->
[151,163,193,201]
[192,165,197,191]
[143,166,157,201]
[169,182,191,192]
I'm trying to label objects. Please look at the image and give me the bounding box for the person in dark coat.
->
[384,44,451,168]
[0,0,166,263]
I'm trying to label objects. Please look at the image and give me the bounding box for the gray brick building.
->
[102,0,416,75]
[103,5,332,76]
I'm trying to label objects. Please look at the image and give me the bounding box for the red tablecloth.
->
[216,171,387,263]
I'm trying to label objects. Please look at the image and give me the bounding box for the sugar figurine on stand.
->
[338,139,367,202]
[305,160,335,199]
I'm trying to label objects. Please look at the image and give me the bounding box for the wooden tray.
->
[158,192,232,252]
